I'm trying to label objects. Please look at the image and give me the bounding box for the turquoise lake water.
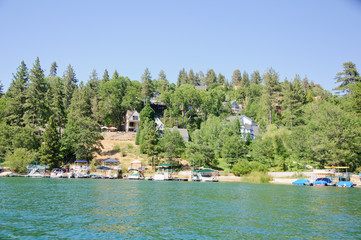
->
[1,178,361,239]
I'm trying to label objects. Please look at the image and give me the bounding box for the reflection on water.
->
[1,178,361,239]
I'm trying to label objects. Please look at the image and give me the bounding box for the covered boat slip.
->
[92,158,122,179]
[191,169,219,182]
[293,166,355,187]
[153,164,188,181]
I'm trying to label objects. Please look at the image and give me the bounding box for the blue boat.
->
[337,181,354,187]
[312,177,332,186]
[292,179,310,185]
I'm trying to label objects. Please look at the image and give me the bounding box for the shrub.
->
[241,172,273,184]
[232,159,251,176]
[249,161,268,172]
[121,149,127,157]
[3,148,37,173]
[127,143,134,150]
[113,145,120,151]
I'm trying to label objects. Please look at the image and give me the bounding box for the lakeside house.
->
[226,115,259,140]
[125,110,140,132]
[165,127,189,142]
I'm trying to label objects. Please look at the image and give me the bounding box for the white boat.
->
[69,160,90,178]
[127,160,144,180]
[0,166,12,177]
[50,168,68,178]
[191,169,219,182]
[25,164,49,178]
[153,164,173,181]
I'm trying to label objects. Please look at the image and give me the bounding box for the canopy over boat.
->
[104,158,119,164]
[194,169,215,172]
[97,166,111,170]
[131,160,142,164]
[75,160,88,163]
[157,164,172,168]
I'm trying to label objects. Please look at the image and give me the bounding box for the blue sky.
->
[1,0,361,92]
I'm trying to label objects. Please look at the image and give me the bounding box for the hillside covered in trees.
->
[1,58,361,174]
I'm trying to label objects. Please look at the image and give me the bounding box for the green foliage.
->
[159,128,185,160]
[60,117,103,162]
[3,148,37,173]
[241,171,273,184]
[232,159,252,176]
[6,60,29,126]
[334,62,361,94]
[141,68,154,100]
[39,117,60,169]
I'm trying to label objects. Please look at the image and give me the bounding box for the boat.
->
[153,164,173,181]
[292,179,310,185]
[26,164,49,178]
[127,160,144,180]
[69,160,90,178]
[191,169,219,182]
[50,168,67,178]
[0,166,13,177]
[312,177,332,186]
[337,181,354,187]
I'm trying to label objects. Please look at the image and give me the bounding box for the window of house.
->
[133,116,138,120]
[130,122,134,127]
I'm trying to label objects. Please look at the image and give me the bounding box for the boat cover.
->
[292,179,310,185]
[337,181,354,187]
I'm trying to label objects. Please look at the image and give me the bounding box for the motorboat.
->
[26,164,49,178]
[0,166,12,177]
[292,179,310,185]
[69,160,90,178]
[50,168,67,178]
[191,169,219,182]
[127,160,144,180]
[153,164,173,181]
[312,177,332,186]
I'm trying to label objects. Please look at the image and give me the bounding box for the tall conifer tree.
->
[6,61,29,126]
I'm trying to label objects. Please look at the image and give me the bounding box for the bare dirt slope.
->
[94,132,145,170]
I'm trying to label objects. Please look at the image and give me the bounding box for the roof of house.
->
[195,85,207,90]
[126,110,139,118]
[166,127,189,141]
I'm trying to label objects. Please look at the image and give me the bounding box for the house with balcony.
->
[125,110,140,132]
[226,115,259,140]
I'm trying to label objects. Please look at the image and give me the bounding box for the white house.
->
[125,110,140,132]
[226,115,259,140]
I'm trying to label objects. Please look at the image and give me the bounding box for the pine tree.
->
[188,69,195,85]
[261,68,280,124]
[217,73,225,85]
[6,61,29,126]
[334,62,361,94]
[49,62,58,77]
[39,116,60,168]
[139,120,159,169]
[204,69,217,86]
[102,69,110,84]
[177,68,188,87]
[241,71,250,88]
[231,69,242,86]
[23,57,48,126]
[141,68,153,101]
[251,70,262,84]
[63,64,78,109]
[111,70,119,80]
[282,75,305,130]
[0,81,3,97]
[158,70,169,93]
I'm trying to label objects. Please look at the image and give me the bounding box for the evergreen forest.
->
[1,58,361,174]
